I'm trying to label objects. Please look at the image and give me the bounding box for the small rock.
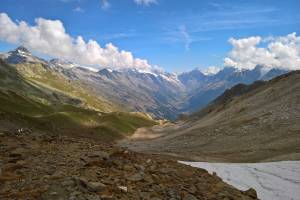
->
[188,185,197,194]
[183,193,198,200]
[134,164,145,171]
[127,172,144,182]
[51,171,65,179]
[100,195,115,200]
[61,178,74,187]
[87,182,106,192]
[123,164,134,171]
[118,186,128,192]
[139,192,150,199]
[74,177,106,192]
[123,150,129,154]
[43,175,51,180]
[144,175,154,184]
[69,191,82,200]
[85,194,101,200]
[88,151,110,160]
[50,192,58,196]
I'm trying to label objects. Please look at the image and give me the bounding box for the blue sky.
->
[0,0,300,72]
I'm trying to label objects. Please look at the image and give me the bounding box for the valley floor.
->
[179,161,300,200]
[120,125,300,163]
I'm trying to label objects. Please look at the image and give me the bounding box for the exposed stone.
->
[87,151,110,160]
[74,177,106,192]
[62,178,75,187]
[85,194,101,200]
[51,171,65,179]
[183,193,198,200]
[118,186,128,192]
[127,172,144,182]
[244,188,258,199]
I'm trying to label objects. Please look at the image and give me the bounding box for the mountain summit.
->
[0,46,46,64]
[14,46,31,54]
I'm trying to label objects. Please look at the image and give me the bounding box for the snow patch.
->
[179,161,300,200]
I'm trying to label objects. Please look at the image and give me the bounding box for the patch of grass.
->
[97,112,156,135]
[0,90,54,115]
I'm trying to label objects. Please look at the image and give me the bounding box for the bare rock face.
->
[0,132,258,200]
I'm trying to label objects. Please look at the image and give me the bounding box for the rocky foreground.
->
[0,131,257,200]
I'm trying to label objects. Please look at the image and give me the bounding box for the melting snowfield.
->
[179,161,300,200]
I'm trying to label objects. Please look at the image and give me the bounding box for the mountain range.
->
[121,70,300,162]
[0,46,290,119]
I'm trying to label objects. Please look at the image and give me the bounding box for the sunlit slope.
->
[13,61,119,112]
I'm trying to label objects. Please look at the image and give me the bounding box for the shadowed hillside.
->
[0,59,156,140]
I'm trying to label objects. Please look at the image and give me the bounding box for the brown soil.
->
[0,130,257,200]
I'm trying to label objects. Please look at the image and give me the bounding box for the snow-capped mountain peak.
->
[49,58,78,69]
[49,58,99,72]
[14,46,31,55]
[200,66,221,76]
[1,46,46,64]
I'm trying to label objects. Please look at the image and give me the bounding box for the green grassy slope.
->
[0,59,156,140]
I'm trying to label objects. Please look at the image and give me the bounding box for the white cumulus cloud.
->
[134,0,157,6]
[224,33,300,71]
[0,12,152,71]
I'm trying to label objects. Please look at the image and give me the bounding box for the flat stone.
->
[88,151,110,160]
[51,171,65,179]
[118,186,128,192]
[74,177,106,192]
[127,172,144,182]
[85,194,101,200]
[87,181,106,192]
